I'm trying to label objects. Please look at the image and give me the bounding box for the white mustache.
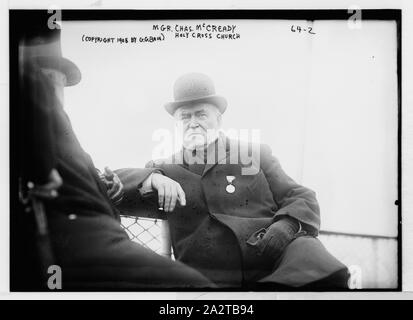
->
[185,130,205,136]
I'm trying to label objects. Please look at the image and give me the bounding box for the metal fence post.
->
[160,220,172,258]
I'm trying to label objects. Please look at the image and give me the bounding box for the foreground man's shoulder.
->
[146,156,177,168]
[146,159,166,168]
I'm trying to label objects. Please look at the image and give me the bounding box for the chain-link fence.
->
[121,217,398,288]
[120,216,172,258]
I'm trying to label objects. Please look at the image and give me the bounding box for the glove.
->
[247,216,300,263]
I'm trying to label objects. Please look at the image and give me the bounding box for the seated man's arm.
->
[112,162,186,216]
[112,167,161,217]
[260,144,320,233]
[248,144,320,261]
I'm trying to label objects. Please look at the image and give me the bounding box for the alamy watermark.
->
[348,5,362,30]
[47,264,62,290]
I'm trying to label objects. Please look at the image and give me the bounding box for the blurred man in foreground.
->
[13,21,213,290]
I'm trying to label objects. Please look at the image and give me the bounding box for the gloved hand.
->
[247,216,300,264]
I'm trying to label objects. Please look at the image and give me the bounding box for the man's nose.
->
[188,117,199,128]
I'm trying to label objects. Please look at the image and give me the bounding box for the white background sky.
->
[61,19,398,237]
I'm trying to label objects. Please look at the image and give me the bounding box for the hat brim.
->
[164,95,227,116]
[32,56,82,86]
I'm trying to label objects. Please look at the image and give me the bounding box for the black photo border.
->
[9,9,402,292]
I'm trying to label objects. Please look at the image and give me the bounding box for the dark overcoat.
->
[118,135,349,288]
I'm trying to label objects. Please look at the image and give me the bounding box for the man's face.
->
[174,102,221,149]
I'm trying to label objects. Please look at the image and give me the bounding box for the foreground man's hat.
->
[22,27,81,86]
[164,72,227,115]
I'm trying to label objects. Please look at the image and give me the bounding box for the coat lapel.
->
[171,149,205,175]
[202,135,230,177]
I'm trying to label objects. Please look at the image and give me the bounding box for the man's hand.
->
[149,173,186,213]
[247,217,300,263]
[98,167,124,205]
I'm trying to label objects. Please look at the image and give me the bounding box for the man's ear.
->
[212,105,222,126]
[173,110,179,119]
[217,113,223,127]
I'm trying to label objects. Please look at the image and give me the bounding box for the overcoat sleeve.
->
[114,164,165,219]
[260,144,320,234]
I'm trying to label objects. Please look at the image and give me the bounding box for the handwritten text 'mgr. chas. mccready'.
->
[153,23,241,40]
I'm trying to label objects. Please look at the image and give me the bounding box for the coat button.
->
[68,214,77,220]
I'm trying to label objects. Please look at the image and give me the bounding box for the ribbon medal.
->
[226,176,236,194]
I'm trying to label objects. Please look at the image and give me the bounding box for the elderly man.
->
[117,73,350,289]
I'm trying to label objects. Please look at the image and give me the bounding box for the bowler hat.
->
[22,28,81,86]
[164,73,227,115]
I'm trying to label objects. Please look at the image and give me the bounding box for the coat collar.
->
[202,134,230,176]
